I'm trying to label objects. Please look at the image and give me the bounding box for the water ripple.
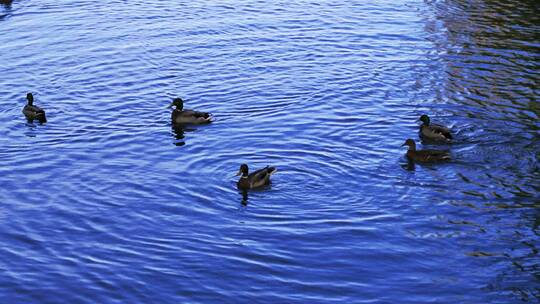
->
[0,0,539,303]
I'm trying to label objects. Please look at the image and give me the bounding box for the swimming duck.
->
[419,114,452,143]
[402,138,450,163]
[236,164,277,190]
[22,93,46,123]
[169,97,213,125]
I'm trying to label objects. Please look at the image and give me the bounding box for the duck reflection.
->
[0,0,13,9]
[26,116,47,125]
[401,159,416,171]
[171,124,186,146]
[171,124,197,146]
[239,190,249,206]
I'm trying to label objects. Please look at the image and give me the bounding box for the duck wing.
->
[25,105,44,114]
[248,166,277,188]
[23,105,46,118]
[172,109,212,124]
[420,124,452,142]
[429,124,452,139]
[414,149,450,162]
[182,109,211,119]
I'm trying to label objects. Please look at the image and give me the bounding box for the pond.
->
[0,0,538,303]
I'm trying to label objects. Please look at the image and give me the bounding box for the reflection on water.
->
[0,0,13,8]
[239,190,248,206]
[401,159,416,171]
[237,184,275,206]
[25,117,47,125]
[426,0,539,301]
[171,125,201,147]
[0,0,12,20]
[171,125,186,146]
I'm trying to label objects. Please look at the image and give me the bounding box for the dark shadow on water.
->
[237,184,273,206]
[0,0,13,8]
[24,116,47,131]
[400,159,416,171]
[239,190,248,206]
[399,159,446,171]
[171,125,185,146]
[23,119,47,137]
[26,116,47,125]
[171,124,197,147]
[425,0,540,301]
[0,0,13,20]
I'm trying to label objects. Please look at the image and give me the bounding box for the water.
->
[0,0,538,303]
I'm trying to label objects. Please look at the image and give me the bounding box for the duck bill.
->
[235,170,241,176]
[167,102,174,108]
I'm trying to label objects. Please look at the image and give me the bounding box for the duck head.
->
[236,164,249,177]
[401,138,416,151]
[169,97,184,110]
[26,93,34,105]
[419,114,430,125]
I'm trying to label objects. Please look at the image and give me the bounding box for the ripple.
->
[0,0,539,303]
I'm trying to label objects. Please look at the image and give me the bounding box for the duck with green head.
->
[169,97,213,125]
[22,93,46,123]
[236,164,277,190]
[402,138,450,163]
[419,114,452,143]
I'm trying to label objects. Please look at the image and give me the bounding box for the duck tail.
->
[36,113,47,123]
[36,111,46,121]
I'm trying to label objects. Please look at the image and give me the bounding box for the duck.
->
[22,93,46,123]
[419,114,452,143]
[169,97,213,125]
[402,138,450,163]
[236,164,277,190]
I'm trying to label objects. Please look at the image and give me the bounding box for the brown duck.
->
[236,164,277,190]
[402,139,450,163]
[419,114,452,143]
[22,93,46,123]
[169,97,213,125]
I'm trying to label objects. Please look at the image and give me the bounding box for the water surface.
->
[0,0,538,303]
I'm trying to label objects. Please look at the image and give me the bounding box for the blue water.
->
[1,0,538,303]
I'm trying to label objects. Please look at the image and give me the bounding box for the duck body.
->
[22,93,46,123]
[419,115,452,143]
[402,138,450,163]
[172,109,212,124]
[170,97,212,125]
[236,164,277,190]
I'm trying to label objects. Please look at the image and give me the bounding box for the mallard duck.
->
[169,97,212,125]
[22,93,46,123]
[419,114,452,143]
[402,138,450,163]
[236,164,277,190]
